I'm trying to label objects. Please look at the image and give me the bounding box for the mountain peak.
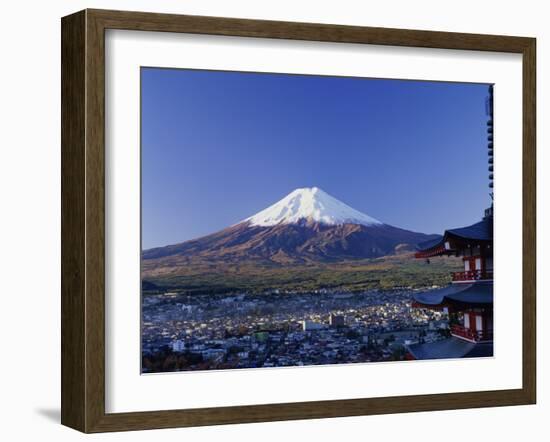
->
[243,187,383,227]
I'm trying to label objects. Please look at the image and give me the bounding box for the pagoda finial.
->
[487,85,494,200]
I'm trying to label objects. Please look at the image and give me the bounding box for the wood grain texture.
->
[61,10,86,431]
[522,38,537,403]
[61,9,537,433]
[85,9,107,432]
[89,8,533,52]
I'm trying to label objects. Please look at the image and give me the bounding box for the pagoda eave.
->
[414,245,454,259]
[412,282,493,311]
[406,337,493,360]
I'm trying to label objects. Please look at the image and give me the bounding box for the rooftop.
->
[407,337,493,360]
[412,281,493,309]
[415,212,493,258]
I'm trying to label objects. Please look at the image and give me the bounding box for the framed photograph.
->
[61,9,536,433]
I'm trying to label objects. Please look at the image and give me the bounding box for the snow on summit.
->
[244,187,383,227]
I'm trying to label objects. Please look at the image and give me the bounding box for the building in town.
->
[329,314,345,328]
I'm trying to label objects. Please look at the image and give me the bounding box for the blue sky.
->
[141,68,491,249]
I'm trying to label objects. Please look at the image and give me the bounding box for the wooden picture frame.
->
[61,8,536,433]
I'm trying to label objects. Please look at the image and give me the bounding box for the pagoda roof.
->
[415,214,493,257]
[412,281,493,308]
[407,337,493,360]
[445,217,493,242]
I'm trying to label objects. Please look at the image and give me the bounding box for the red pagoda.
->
[406,85,494,360]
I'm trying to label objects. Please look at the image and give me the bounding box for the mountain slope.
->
[142,188,439,275]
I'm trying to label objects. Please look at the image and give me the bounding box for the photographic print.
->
[140,68,494,374]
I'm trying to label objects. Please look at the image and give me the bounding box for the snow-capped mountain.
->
[142,188,439,269]
[243,187,382,227]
